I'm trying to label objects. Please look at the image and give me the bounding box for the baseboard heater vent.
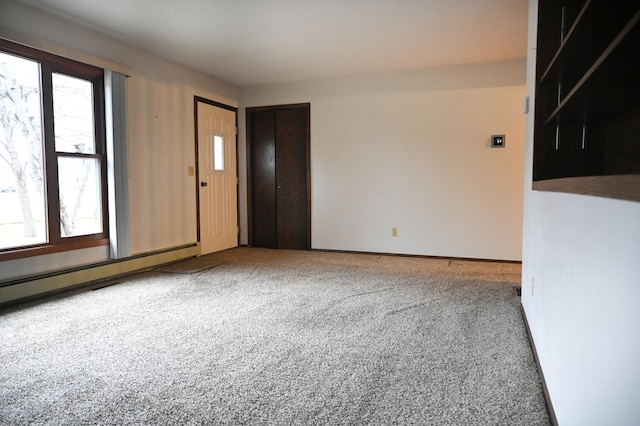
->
[91,281,123,291]
[0,243,199,307]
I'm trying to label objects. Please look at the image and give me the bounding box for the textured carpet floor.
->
[0,248,550,425]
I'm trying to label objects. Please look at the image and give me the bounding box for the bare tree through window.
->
[0,52,46,249]
[0,44,106,253]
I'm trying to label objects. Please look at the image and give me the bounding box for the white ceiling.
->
[17,0,529,87]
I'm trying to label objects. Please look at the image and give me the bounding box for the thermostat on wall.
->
[491,134,506,148]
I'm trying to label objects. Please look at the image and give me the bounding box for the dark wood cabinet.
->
[247,104,310,249]
[533,0,640,201]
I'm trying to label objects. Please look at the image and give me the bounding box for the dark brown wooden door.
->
[248,104,310,249]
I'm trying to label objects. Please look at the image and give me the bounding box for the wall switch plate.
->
[187,166,195,176]
[491,135,506,148]
[523,96,530,114]
[392,227,398,237]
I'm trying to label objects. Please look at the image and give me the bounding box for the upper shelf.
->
[544,9,640,125]
[540,1,640,85]
[533,175,640,202]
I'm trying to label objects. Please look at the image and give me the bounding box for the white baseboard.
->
[520,304,558,426]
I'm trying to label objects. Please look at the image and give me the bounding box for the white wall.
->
[239,62,526,260]
[0,0,237,281]
[522,1,640,424]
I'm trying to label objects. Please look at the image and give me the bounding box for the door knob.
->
[277,185,282,189]
[201,181,208,187]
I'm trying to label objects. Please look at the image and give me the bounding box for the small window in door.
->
[214,135,224,171]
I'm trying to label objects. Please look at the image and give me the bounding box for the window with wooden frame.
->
[0,39,108,259]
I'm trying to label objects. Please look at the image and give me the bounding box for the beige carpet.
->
[0,248,549,425]
[159,248,522,282]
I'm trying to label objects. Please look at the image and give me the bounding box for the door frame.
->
[194,96,239,250]
[246,103,311,249]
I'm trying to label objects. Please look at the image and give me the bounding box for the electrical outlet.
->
[531,276,535,297]
[392,227,398,237]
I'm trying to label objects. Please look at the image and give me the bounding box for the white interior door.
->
[197,101,238,254]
